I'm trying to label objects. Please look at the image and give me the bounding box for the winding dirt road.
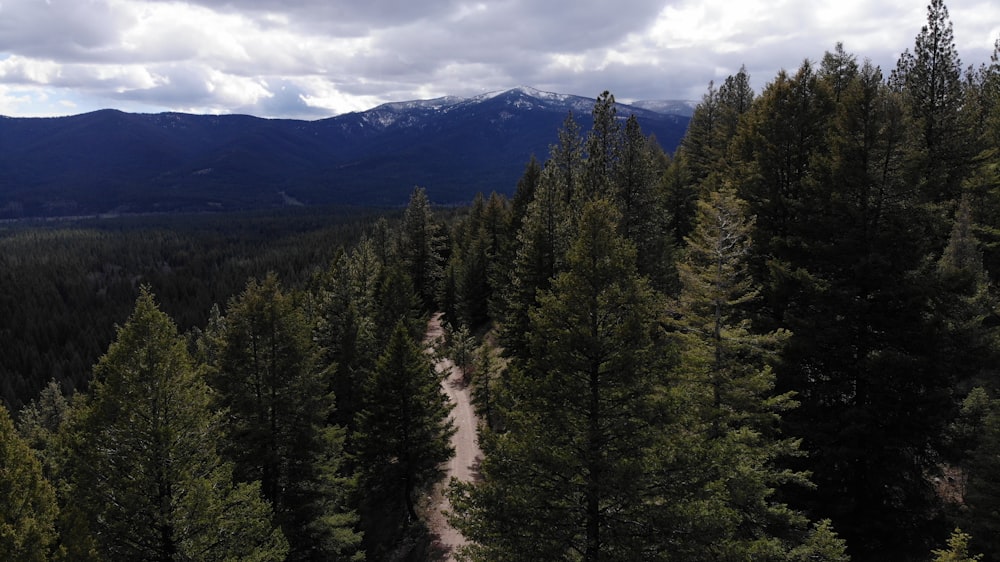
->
[424,313,483,560]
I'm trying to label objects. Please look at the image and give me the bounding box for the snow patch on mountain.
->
[631,99,698,117]
[349,87,693,132]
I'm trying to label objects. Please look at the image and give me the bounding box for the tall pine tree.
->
[666,187,838,559]
[891,0,971,206]
[213,274,361,561]
[354,320,454,555]
[400,187,446,311]
[743,54,958,558]
[452,200,672,560]
[64,288,287,561]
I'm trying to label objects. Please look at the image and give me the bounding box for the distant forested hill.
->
[0,87,690,218]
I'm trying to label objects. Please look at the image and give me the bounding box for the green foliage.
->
[11,11,1000,559]
[400,187,447,311]
[962,393,1000,559]
[0,403,59,561]
[16,380,70,471]
[965,40,1000,284]
[672,187,793,434]
[354,320,454,555]
[469,342,504,433]
[64,287,287,561]
[932,528,982,562]
[733,60,835,269]
[670,66,754,243]
[501,163,573,363]
[510,155,542,235]
[720,46,967,557]
[444,322,477,375]
[374,262,424,344]
[0,206,388,412]
[452,200,673,560]
[819,43,859,102]
[213,274,361,560]
[617,114,675,291]
[668,187,817,558]
[308,250,378,432]
[447,190,514,329]
[892,0,971,205]
[788,520,850,562]
[549,111,585,205]
[584,91,621,200]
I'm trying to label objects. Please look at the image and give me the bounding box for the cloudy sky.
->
[1,0,998,119]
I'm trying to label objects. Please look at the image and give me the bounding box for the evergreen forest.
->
[5,2,1000,560]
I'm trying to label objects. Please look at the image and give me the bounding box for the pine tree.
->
[501,164,572,364]
[400,187,446,310]
[481,192,512,323]
[550,111,585,205]
[789,520,851,562]
[469,342,502,432]
[733,60,835,278]
[933,196,996,394]
[456,223,491,329]
[584,91,620,201]
[750,57,956,557]
[214,274,361,560]
[820,43,859,102]
[892,0,971,204]
[511,156,542,235]
[716,65,755,150]
[670,66,755,244]
[16,379,70,470]
[966,39,1000,280]
[667,187,832,559]
[962,396,1000,559]
[348,235,384,316]
[64,287,287,561]
[452,200,672,560]
[616,114,675,292]
[0,403,58,561]
[673,187,792,436]
[374,262,424,344]
[932,529,983,562]
[311,252,376,430]
[354,320,454,552]
[679,80,722,187]
[663,151,698,244]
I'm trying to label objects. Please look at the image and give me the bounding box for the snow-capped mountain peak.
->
[348,86,692,132]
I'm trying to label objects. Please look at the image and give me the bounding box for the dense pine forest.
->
[4,1,1000,560]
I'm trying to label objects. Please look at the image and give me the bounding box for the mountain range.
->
[0,87,692,218]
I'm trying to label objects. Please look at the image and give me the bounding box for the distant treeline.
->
[0,206,397,411]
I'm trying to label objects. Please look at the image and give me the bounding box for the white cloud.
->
[297,76,383,115]
[0,55,62,84]
[0,0,997,118]
[0,85,36,115]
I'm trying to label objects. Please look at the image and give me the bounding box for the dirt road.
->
[424,313,483,560]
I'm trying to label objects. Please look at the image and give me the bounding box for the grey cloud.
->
[0,0,132,61]
[250,81,330,119]
[143,0,463,36]
[2,0,997,118]
[107,64,218,106]
[325,0,668,103]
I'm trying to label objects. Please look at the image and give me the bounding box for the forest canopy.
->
[4,2,1000,560]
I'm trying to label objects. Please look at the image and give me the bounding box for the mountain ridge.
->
[0,88,692,218]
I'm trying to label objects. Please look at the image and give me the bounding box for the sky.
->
[1,0,998,120]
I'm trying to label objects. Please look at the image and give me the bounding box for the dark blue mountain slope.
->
[0,87,690,217]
